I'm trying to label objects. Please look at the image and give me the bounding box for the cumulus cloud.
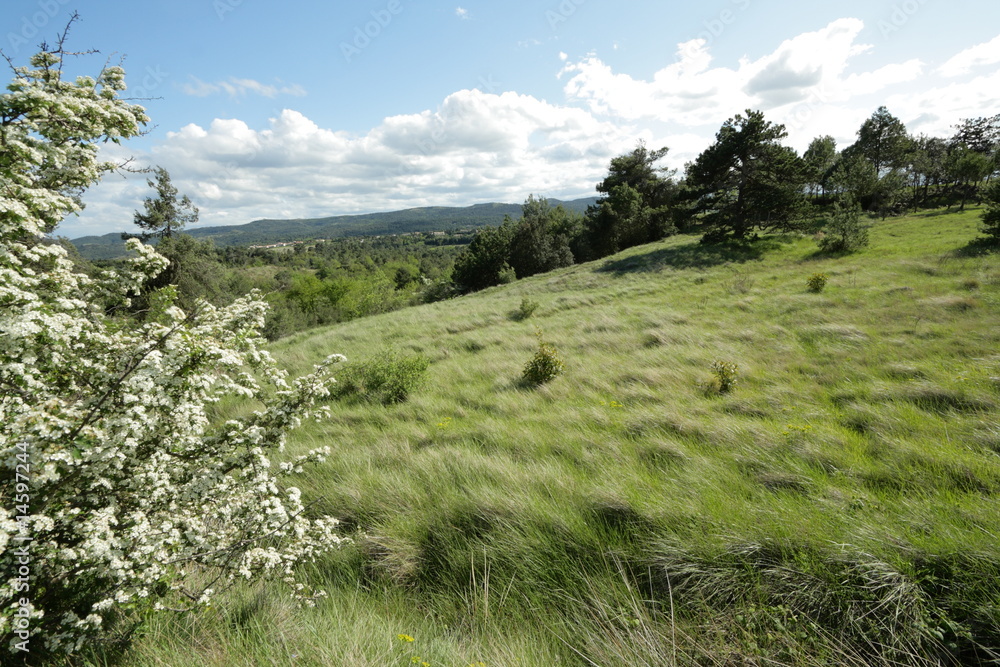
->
[883,68,1000,137]
[560,18,924,132]
[559,19,927,156]
[180,76,306,99]
[73,90,636,235]
[455,7,469,19]
[937,33,1000,77]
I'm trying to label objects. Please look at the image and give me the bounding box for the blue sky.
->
[4,0,1000,238]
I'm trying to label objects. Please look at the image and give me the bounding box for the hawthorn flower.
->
[0,42,347,662]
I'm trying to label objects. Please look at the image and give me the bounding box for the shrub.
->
[512,297,540,321]
[498,265,518,285]
[522,332,565,386]
[818,196,869,253]
[0,42,345,663]
[710,360,739,393]
[332,349,430,404]
[419,278,458,304]
[806,272,828,293]
[723,269,754,294]
[451,222,515,292]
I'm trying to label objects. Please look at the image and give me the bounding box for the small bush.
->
[420,278,458,303]
[512,297,540,321]
[806,272,828,293]
[522,332,564,386]
[332,348,430,404]
[723,269,754,294]
[710,360,739,393]
[818,196,869,253]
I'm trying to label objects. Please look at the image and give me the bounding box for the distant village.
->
[247,231,449,250]
[247,240,314,250]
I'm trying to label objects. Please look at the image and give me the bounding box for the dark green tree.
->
[391,263,420,290]
[508,196,576,278]
[945,146,993,211]
[120,169,220,314]
[126,166,199,241]
[586,182,652,257]
[451,218,516,292]
[146,234,226,312]
[950,115,1000,209]
[829,161,906,219]
[951,114,1000,155]
[848,106,909,174]
[980,180,1000,244]
[686,109,807,242]
[905,135,949,208]
[840,107,910,215]
[802,135,837,199]
[585,143,677,257]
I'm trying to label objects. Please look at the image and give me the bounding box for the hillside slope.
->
[118,208,1000,666]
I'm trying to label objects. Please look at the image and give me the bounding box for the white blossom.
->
[0,42,348,661]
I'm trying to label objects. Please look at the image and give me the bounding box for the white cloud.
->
[937,33,1000,77]
[180,76,306,99]
[884,68,1000,137]
[557,17,1000,157]
[455,7,469,19]
[559,18,923,133]
[72,90,635,236]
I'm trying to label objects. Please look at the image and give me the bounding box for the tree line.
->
[451,107,1000,292]
[103,104,1000,318]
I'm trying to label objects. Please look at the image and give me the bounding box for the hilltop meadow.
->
[92,206,1000,666]
[8,22,1000,667]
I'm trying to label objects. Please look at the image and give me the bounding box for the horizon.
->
[65,194,599,242]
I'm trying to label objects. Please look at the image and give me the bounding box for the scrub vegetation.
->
[101,206,1000,666]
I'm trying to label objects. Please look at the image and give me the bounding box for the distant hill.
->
[69,197,599,260]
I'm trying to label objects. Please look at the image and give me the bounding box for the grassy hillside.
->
[101,208,999,666]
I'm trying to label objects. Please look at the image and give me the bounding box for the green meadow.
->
[104,207,1000,666]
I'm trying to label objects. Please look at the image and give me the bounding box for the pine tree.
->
[129,166,199,240]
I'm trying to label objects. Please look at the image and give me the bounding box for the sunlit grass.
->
[101,207,1000,666]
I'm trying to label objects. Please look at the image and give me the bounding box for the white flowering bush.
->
[1,40,346,662]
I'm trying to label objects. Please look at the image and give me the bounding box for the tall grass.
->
[93,207,1000,666]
